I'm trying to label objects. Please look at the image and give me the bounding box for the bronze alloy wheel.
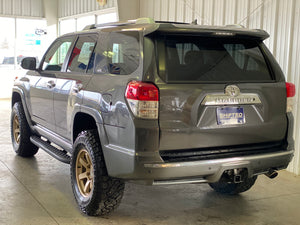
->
[76,148,94,197]
[71,130,125,215]
[13,114,20,144]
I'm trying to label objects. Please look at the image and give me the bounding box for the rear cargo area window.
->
[102,31,140,75]
[154,35,273,82]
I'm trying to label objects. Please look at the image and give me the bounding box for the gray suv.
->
[11,18,295,216]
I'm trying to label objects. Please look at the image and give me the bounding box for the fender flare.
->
[12,87,34,129]
[71,105,108,145]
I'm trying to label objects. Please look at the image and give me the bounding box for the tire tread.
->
[11,102,38,157]
[71,130,125,216]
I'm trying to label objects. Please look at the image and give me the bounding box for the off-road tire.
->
[209,176,257,195]
[70,130,125,216]
[10,102,39,157]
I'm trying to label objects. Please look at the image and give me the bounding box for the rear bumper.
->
[105,148,293,185]
[140,150,293,184]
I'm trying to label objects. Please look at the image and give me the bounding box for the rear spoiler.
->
[154,24,269,41]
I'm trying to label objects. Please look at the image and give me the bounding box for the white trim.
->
[0,14,45,20]
[115,0,120,21]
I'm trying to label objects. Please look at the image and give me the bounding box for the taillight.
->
[286,82,295,97]
[286,82,295,112]
[125,81,159,119]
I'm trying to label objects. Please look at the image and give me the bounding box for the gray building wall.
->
[0,0,44,17]
[58,0,117,18]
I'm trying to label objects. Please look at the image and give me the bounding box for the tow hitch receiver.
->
[222,168,248,183]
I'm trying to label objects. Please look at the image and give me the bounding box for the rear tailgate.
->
[158,82,287,150]
[152,34,288,151]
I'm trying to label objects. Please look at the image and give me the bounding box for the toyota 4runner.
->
[11,18,295,216]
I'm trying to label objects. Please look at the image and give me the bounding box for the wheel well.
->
[73,113,98,142]
[12,92,22,107]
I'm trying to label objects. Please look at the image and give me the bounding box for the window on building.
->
[0,18,15,69]
[0,17,47,98]
[59,11,118,36]
[0,17,47,69]
[77,16,95,31]
[97,12,117,24]
[16,19,48,66]
[60,19,76,36]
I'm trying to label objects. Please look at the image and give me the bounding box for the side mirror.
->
[21,57,37,70]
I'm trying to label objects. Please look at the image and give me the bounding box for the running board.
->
[30,136,71,164]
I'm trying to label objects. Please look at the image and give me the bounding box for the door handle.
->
[73,82,83,93]
[20,77,30,82]
[47,80,56,89]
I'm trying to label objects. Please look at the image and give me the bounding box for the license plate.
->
[216,107,245,125]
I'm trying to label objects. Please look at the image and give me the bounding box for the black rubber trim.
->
[159,141,288,163]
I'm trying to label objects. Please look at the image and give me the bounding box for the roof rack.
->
[154,19,198,25]
[155,20,188,25]
[83,17,201,30]
[83,17,155,30]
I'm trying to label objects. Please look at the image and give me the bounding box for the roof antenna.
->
[191,19,198,25]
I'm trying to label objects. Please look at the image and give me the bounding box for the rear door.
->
[153,35,287,150]
[54,34,97,139]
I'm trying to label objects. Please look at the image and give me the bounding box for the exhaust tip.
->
[265,170,278,179]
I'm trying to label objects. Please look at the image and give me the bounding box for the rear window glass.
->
[154,35,273,82]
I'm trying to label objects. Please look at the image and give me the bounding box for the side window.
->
[42,37,73,71]
[67,35,97,73]
[104,31,140,75]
